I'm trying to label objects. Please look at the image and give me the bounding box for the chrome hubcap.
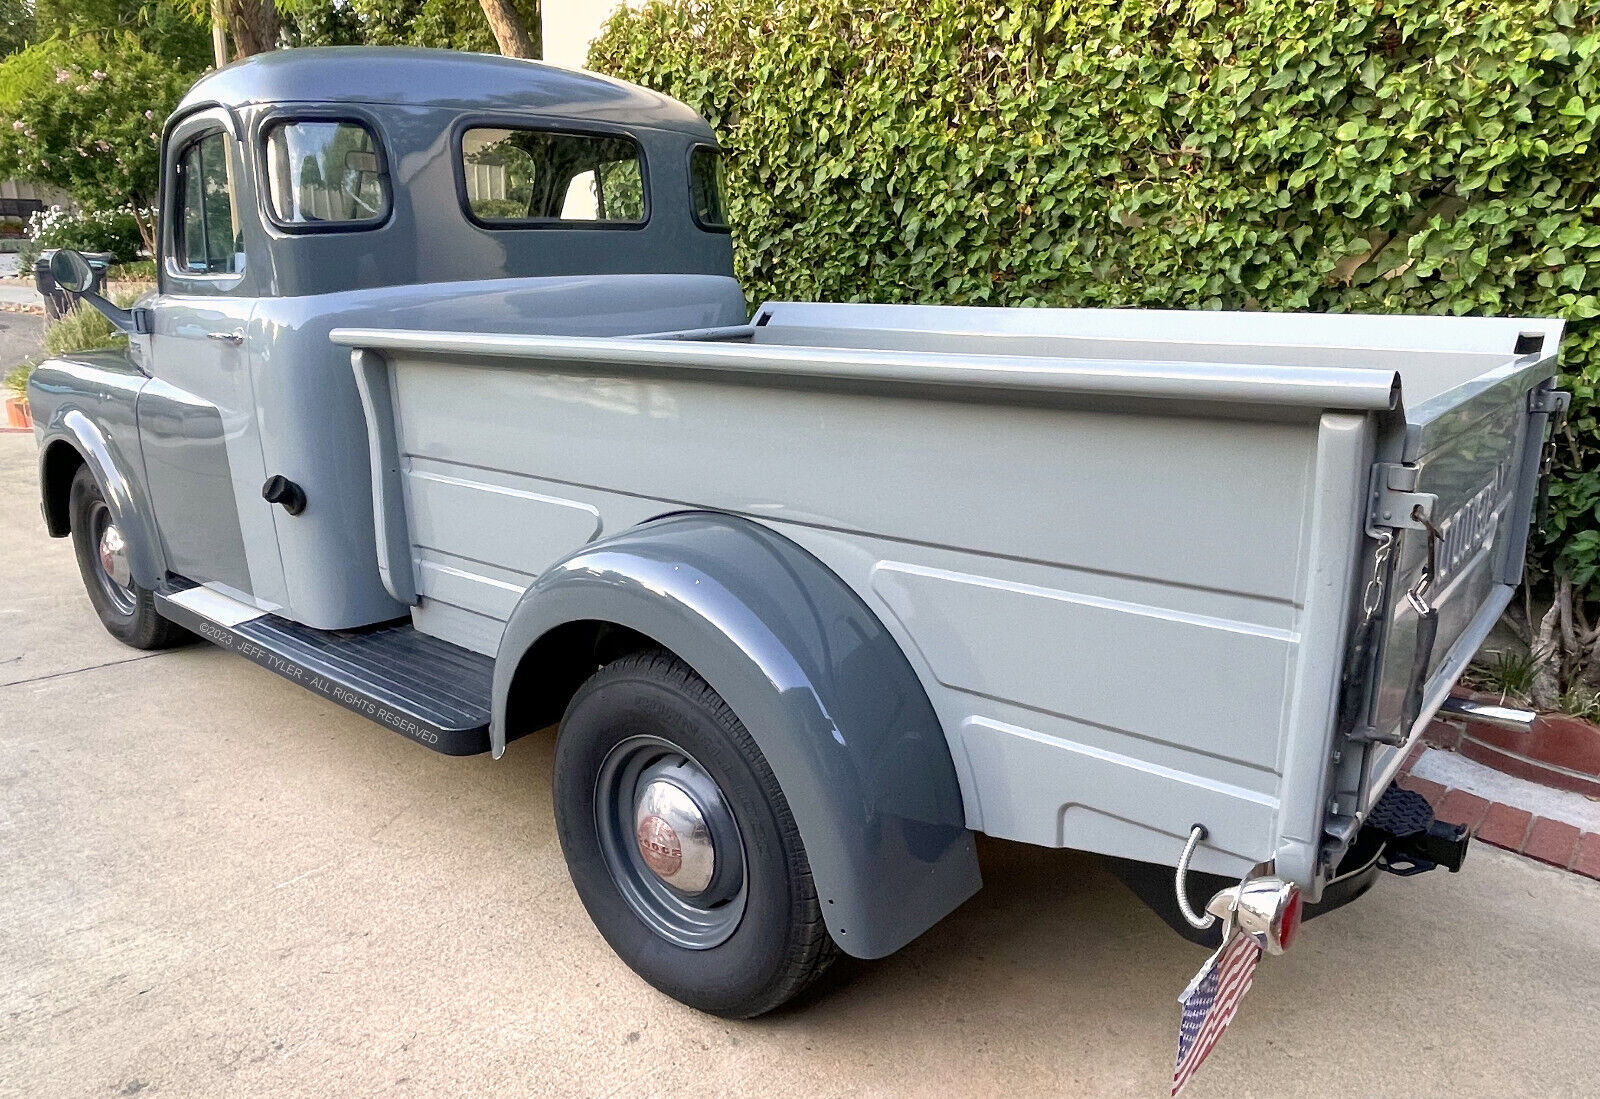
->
[98,521,131,589]
[88,501,136,615]
[634,778,716,894]
[595,736,747,949]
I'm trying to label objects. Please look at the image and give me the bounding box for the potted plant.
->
[4,361,34,430]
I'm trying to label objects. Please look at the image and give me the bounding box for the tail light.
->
[1231,878,1302,956]
[1275,885,1303,952]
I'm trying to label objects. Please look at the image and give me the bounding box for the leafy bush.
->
[106,259,156,282]
[594,0,1600,698]
[17,205,146,269]
[42,300,126,358]
[0,32,195,250]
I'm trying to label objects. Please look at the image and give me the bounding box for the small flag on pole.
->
[1172,931,1261,1096]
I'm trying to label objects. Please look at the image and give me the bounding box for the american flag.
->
[1172,930,1262,1096]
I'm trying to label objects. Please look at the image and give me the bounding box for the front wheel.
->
[553,650,837,1018]
[68,465,188,650]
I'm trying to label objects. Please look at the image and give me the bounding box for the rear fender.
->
[493,512,981,959]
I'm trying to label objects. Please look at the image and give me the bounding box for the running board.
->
[155,581,492,756]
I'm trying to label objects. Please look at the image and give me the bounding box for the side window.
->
[689,145,729,231]
[263,120,389,227]
[174,131,244,276]
[460,127,646,225]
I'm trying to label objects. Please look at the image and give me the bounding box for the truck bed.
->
[332,303,1562,896]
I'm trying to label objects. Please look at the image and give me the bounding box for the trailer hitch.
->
[1366,785,1469,877]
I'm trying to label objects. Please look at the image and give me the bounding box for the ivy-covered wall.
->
[591,0,1600,587]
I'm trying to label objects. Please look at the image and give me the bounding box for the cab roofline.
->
[174,46,716,139]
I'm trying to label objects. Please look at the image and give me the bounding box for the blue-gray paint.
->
[493,512,982,959]
[162,50,733,301]
[135,379,254,595]
[28,354,166,589]
[176,48,714,135]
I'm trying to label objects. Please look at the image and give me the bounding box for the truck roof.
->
[175,46,716,138]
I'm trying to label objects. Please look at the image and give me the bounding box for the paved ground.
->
[2,431,1598,1098]
[0,306,43,374]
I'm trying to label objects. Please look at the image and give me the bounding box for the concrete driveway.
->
[1,431,1597,1098]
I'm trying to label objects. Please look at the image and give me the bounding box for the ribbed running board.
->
[156,581,492,756]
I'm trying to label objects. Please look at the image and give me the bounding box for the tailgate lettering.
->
[1435,462,1508,583]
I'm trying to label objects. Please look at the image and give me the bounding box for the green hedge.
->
[592,0,1600,586]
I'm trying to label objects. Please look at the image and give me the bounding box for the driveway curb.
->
[1399,742,1600,880]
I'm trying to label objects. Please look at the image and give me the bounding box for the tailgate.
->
[1350,344,1565,816]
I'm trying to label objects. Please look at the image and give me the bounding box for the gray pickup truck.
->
[30,47,1567,1019]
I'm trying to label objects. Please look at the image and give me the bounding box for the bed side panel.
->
[376,352,1327,878]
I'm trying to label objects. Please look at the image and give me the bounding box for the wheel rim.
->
[594,734,747,950]
[88,501,136,615]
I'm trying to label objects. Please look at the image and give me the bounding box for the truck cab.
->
[54,48,743,634]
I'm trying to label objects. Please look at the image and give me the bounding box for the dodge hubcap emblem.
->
[636,813,683,879]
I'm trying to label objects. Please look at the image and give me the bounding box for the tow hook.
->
[1367,785,1469,876]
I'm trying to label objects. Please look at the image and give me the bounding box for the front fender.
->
[31,354,165,589]
[493,512,981,959]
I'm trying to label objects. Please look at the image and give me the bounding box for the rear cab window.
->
[688,145,729,231]
[459,127,647,226]
[263,119,389,229]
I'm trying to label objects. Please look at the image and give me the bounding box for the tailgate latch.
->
[1366,462,1437,534]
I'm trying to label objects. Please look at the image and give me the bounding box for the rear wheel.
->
[553,650,837,1018]
[68,465,187,650]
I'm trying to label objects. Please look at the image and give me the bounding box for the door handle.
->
[207,331,244,345]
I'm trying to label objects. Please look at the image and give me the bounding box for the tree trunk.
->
[1531,595,1565,710]
[131,205,157,256]
[210,0,229,68]
[478,0,540,59]
[225,0,280,59]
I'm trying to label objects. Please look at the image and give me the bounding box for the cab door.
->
[138,109,288,609]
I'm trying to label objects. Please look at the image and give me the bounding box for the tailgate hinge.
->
[1532,387,1572,534]
[1529,387,1571,419]
[1366,462,1437,535]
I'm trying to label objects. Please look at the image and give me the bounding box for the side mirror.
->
[48,248,97,295]
[43,248,152,337]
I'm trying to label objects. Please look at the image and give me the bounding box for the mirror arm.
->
[77,290,152,335]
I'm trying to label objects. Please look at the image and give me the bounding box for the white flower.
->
[91,70,106,80]
[54,69,71,84]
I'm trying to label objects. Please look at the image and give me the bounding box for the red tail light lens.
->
[1276,886,1303,952]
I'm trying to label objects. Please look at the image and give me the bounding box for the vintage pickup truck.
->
[30,48,1567,1020]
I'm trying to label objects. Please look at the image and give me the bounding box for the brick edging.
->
[1398,744,1600,880]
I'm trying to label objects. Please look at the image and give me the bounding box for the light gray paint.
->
[332,326,1406,412]
[339,303,1560,896]
[256,273,743,631]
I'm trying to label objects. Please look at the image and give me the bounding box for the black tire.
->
[68,464,188,650]
[554,650,838,1018]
